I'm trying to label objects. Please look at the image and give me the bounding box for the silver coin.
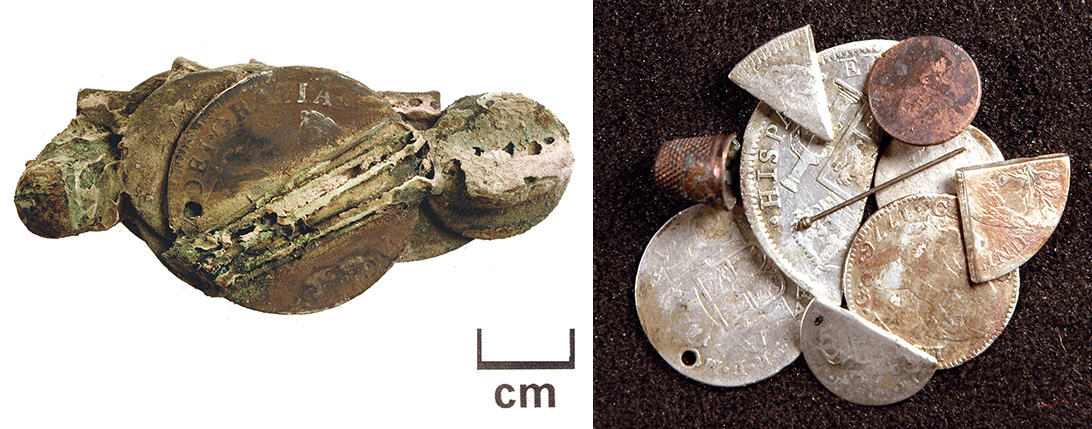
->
[801,298,936,406]
[843,194,1020,369]
[873,125,1004,208]
[635,203,804,387]
[729,25,834,141]
[957,154,1070,283]
[740,40,895,303]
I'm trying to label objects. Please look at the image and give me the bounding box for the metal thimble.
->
[652,134,739,209]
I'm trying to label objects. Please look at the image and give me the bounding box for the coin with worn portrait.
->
[843,194,1019,368]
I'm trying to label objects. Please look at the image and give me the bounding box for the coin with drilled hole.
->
[635,203,804,386]
[166,66,397,236]
[801,298,936,406]
[843,194,1019,368]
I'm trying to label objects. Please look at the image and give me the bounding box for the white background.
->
[0,1,591,427]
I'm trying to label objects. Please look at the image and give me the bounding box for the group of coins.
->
[15,58,573,315]
[637,27,1070,405]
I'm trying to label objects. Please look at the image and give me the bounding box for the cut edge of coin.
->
[729,25,834,141]
[956,153,1071,283]
[801,298,936,406]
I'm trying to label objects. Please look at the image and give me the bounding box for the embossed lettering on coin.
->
[801,298,936,406]
[873,125,1003,209]
[121,69,247,238]
[635,204,803,387]
[741,40,894,303]
[956,154,1070,283]
[167,66,396,235]
[843,194,1019,369]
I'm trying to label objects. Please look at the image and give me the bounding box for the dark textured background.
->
[594,1,1091,426]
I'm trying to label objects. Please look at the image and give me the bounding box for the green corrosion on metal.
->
[15,116,122,238]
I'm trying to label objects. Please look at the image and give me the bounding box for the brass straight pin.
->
[797,146,967,230]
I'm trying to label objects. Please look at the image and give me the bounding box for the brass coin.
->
[231,208,416,314]
[843,194,1019,369]
[868,36,981,146]
[166,66,397,235]
[162,66,423,313]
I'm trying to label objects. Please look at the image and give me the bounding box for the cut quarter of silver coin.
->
[729,25,834,141]
[956,154,1070,283]
[801,298,936,406]
[635,203,804,387]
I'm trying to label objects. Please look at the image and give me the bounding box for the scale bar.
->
[477,328,575,370]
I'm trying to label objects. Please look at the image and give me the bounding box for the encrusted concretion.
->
[15,59,572,314]
[425,92,573,239]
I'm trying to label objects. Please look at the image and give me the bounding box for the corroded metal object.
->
[729,25,834,141]
[956,154,1070,283]
[801,298,936,406]
[425,93,572,240]
[843,194,1019,369]
[740,40,893,304]
[868,36,981,146]
[14,58,573,314]
[873,125,1004,208]
[652,134,739,209]
[733,25,834,140]
[635,203,804,387]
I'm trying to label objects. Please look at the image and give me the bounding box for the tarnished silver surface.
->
[635,203,804,387]
[801,298,936,406]
[957,154,1070,283]
[844,194,1020,369]
[740,40,894,304]
[729,25,834,141]
[874,125,1003,208]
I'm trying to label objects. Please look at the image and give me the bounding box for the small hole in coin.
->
[814,316,823,326]
[183,201,203,218]
[680,350,698,366]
